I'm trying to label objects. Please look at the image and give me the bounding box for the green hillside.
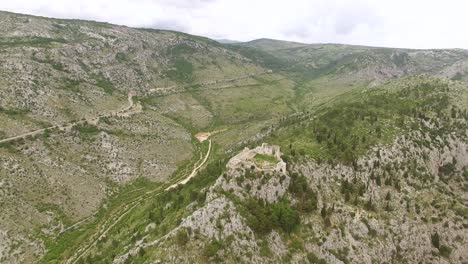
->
[0,11,466,264]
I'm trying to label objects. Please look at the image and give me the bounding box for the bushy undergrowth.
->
[273,80,458,164]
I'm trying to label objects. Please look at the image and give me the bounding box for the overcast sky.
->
[1,0,467,49]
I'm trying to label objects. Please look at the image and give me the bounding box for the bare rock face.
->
[178,144,290,261]
[114,143,291,263]
[188,143,289,239]
[0,228,44,264]
[181,197,252,240]
[296,132,468,264]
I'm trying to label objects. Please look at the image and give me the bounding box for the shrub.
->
[74,123,100,135]
[289,173,317,212]
[242,198,300,235]
[439,245,452,258]
[272,200,300,233]
[175,229,189,246]
[203,240,222,258]
[307,252,327,264]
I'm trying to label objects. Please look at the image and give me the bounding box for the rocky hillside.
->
[0,11,467,264]
[51,78,467,264]
[0,11,288,263]
[235,38,468,83]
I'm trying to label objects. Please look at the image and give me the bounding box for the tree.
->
[365,197,375,211]
[272,201,300,233]
[204,240,222,258]
[451,107,457,118]
[321,204,328,218]
[439,245,452,258]
[431,232,440,249]
[344,191,351,202]
[385,191,391,201]
[289,173,317,212]
[176,229,189,246]
[385,202,391,212]
[376,174,382,186]
[138,247,146,257]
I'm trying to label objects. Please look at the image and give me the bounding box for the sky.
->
[1,0,467,49]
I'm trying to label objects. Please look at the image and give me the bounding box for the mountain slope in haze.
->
[235,38,468,83]
[216,39,241,44]
[0,11,466,264]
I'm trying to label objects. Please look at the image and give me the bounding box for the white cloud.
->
[1,0,467,49]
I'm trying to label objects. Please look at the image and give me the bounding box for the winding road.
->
[67,136,215,264]
[0,71,272,262]
[0,70,273,145]
[0,92,138,145]
[165,139,211,191]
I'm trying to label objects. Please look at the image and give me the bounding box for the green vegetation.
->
[35,203,72,226]
[307,252,327,264]
[31,55,67,72]
[61,78,81,92]
[45,143,228,263]
[235,197,300,235]
[451,71,467,81]
[168,43,196,56]
[41,178,162,263]
[271,80,453,164]
[340,178,366,204]
[42,129,51,138]
[0,141,15,150]
[431,232,440,249]
[73,123,100,140]
[0,36,66,47]
[227,44,290,72]
[164,43,196,83]
[439,245,452,258]
[115,52,129,63]
[253,153,277,164]
[203,240,223,258]
[0,107,30,118]
[329,247,350,264]
[0,12,466,264]
[91,72,114,94]
[166,58,193,82]
[289,172,318,212]
[175,229,189,246]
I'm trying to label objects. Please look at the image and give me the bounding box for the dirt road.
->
[0,92,137,145]
[165,139,211,190]
[68,132,218,264]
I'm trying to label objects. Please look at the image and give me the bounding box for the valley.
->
[0,10,466,264]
